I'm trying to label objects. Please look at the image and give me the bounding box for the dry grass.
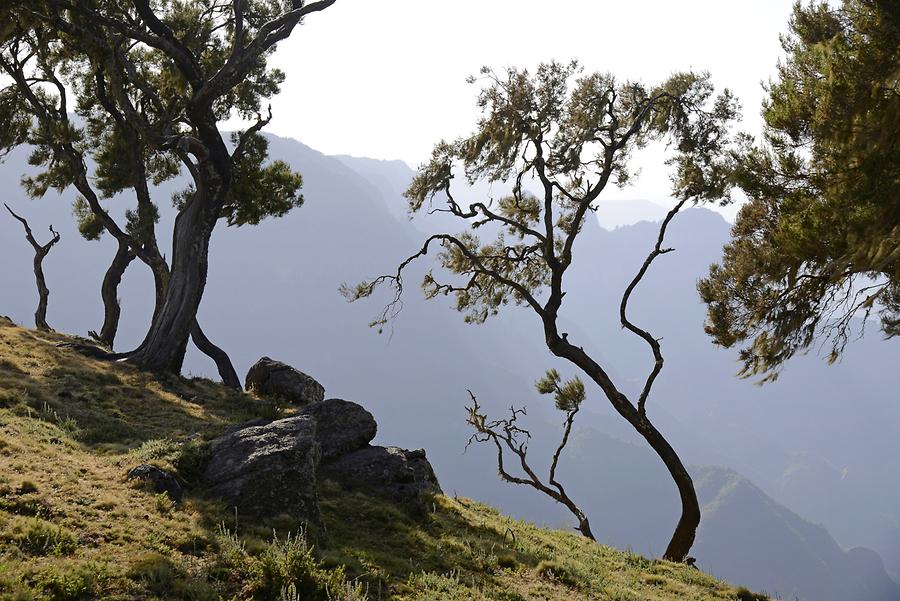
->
[0,319,766,600]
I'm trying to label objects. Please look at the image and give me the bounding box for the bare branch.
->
[620,198,688,416]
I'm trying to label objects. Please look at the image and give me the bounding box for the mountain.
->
[2,133,899,599]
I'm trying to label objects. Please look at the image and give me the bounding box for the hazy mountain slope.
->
[694,467,900,601]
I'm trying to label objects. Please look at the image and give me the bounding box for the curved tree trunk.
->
[91,240,136,348]
[32,252,52,331]
[190,320,241,389]
[133,232,241,388]
[548,335,700,562]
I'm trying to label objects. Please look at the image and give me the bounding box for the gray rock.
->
[204,415,321,523]
[298,399,377,461]
[245,357,325,406]
[321,445,442,504]
[127,464,184,503]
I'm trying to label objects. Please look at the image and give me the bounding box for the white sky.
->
[246,0,796,218]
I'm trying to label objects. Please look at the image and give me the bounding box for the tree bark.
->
[128,192,220,372]
[5,204,60,331]
[547,334,700,562]
[190,320,241,389]
[91,239,136,348]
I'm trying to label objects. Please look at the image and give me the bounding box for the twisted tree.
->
[4,203,61,331]
[347,62,738,561]
[699,0,900,381]
[466,369,594,540]
[0,0,334,378]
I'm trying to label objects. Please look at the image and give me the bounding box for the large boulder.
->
[321,445,442,504]
[245,357,325,406]
[204,415,321,523]
[299,399,377,461]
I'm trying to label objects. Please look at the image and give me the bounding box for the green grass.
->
[0,319,767,600]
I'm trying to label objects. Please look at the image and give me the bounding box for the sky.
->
[234,0,798,219]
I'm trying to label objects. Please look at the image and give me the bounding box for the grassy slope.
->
[0,320,765,601]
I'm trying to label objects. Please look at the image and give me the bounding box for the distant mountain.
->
[3,135,899,599]
[694,467,900,601]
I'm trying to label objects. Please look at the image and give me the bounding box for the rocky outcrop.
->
[204,415,321,523]
[298,398,377,461]
[202,393,440,523]
[321,445,441,504]
[245,357,325,406]
[127,464,184,503]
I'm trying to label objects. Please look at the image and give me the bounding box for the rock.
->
[204,415,321,523]
[298,399,377,461]
[245,357,325,406]
[321,445,442,504]
[127,464,184,503]
[218,417,272,438]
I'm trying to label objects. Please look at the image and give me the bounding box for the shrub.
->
[30,565,96,601]
[5,517,77,556]
[534,560,579,588]
[735,586,769,601]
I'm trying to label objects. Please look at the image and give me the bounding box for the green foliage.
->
[2,517,77,556]
[227,131,304,226]
[699,0,900,380]
[349,61,738,329]
[536,369,585,412]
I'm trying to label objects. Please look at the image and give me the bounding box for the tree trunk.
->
[128,195,219,372]
[549,335,700,562]
[32,251,51,331]
[93,240,136,348]
[191,320,242,389]
[5,204,59,332]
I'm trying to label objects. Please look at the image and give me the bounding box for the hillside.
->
[0,320,764,601]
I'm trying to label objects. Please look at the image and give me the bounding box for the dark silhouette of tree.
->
[699,0,900,381]
[0,0,335,375]
[346,61,738,562]
[4,203,60,331]
[466,369,594,540]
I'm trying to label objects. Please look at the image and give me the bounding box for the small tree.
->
[4,204,61,331]
[347,62,738,561]
[1,0,336,374]
[466,369,594,540]
[699,0,900,381]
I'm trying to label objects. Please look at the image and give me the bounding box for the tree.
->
[0,25,240,387]
[698,0,900,381]
[466,370,595,540]
[346,62,739,561]
[0,0,335,374]
[4,203,61,331]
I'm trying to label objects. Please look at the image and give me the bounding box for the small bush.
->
[154,492,175,515]
[213,525,366,601]
[18,481,38,495]
[735,586,769,601]
[30,565,97,601]
[5,517,77,556]
[534,560,579,588]
[128,552,178,596]
[496,553,518,569]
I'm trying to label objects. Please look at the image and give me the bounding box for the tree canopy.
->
[699,0,900,380]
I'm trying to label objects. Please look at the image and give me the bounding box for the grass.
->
[0,319,767,600]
